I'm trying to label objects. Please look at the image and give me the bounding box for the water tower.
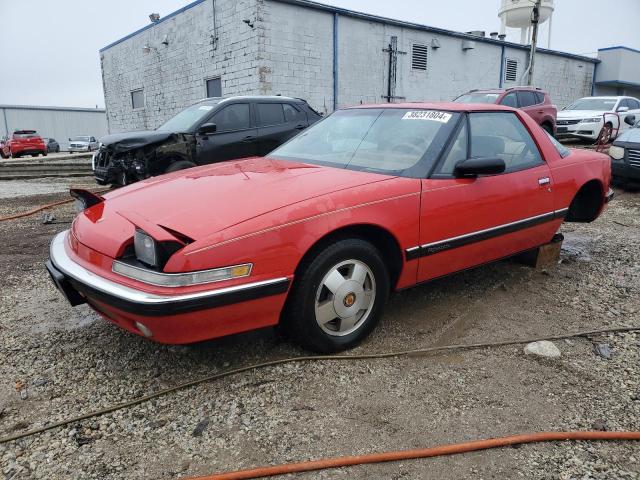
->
[499,0,554,46]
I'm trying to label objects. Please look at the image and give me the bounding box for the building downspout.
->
[591,62,598,96]
[2,107,8,137]
[333,12,338,111]
[499,44,505,88]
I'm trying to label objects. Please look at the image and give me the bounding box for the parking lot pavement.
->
[0,181,638,479]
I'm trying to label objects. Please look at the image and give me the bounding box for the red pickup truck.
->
[0,130,47,158]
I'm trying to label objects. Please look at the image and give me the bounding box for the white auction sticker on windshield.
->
[198,105,214,111]
[402,111,452,123]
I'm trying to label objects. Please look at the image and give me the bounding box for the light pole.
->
[527,0,541,86]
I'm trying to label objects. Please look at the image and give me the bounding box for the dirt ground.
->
[0,175,639,479]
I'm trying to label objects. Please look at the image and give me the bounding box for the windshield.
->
[70,136,90,142]
[454,93,500,104]
[267,108,459,177]
[564,98,617,111]
[156,101,221,132]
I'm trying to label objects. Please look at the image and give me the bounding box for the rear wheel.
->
[283,238,389,353]
[10,150,20,158]
[165,160,197,173]
[42,150,47,157]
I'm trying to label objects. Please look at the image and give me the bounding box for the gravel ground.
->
[0,175,639,479]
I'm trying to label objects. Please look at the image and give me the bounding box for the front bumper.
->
[556,122,601,140]
[46,231,291,343]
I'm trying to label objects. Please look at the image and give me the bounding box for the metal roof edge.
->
[0,104,106,113]
[598,46,640,55]
[98,0,599,64]
[273,0,599,63]
[595,79,640,89]
[99,0,208,53]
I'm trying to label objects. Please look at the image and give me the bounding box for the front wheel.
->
[283,238,389,353]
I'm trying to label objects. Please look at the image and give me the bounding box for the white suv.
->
[556,96,640,141]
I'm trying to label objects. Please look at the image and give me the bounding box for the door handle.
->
[295,124,305,130]
[242,136,257,143]
[538,177,550,186]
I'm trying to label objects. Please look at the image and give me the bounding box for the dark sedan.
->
[93,96,322,186]
[609,115,640,188]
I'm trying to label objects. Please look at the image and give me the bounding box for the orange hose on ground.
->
[0,188,111,222]
[189,431,640,480]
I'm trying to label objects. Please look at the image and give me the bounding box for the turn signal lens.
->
[112,261,253,287]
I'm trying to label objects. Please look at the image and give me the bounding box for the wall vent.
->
[505,58,518,82]
[412,44,428,70]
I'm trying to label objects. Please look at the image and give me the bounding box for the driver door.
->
[416,111,557,283]
[196,102,258,164]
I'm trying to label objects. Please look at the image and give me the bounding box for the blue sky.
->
[1,0,638,108]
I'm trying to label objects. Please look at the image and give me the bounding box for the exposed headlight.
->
[112,260,252,287]
[134,229,158,267]
[608,145,625,160]
[581,117,602,123]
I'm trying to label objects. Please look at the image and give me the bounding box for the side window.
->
[438,120,468,175]
[257,103,285,126]
[629,99,640,110]
[500,92,518,108]
[535,92,546,104]
[544,131,571,158]
[90,137,96,142]
[210,103,251,132]
[469,112,543,172]
[618,99,631,111]
[283,103,306,123]
[518,91,539,107]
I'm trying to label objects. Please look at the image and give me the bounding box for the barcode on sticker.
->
[402,111,451,123]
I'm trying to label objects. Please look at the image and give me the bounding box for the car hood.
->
[99,130,178,154]
[614,127,640,144]
[557,110,608,120]
[73,157,397,258]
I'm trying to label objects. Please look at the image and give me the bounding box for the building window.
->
[504,58,518,82]
[206,77,222,98]
[411,44,428,71]
[131,89,144,109]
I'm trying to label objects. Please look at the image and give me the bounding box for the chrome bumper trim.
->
[49,231,289,308]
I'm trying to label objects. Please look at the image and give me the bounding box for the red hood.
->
[73,157,395,257]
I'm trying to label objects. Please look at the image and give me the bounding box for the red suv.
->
[454,87,557,136]
[0,130,48,158]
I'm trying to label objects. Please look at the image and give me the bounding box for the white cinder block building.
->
[100,0,601,133]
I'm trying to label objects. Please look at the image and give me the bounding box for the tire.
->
[42,150,47,157]
[31,154,38,157]
[165,160,197,173]
[11,151,20,159]
[117,171,128,186]
[283,238,390,353]
[55,146,60,153]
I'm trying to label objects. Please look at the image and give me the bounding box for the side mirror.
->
[454,157,506,177]
[617,106,629,113]
[198,123,217,135]
[624,115,636,126]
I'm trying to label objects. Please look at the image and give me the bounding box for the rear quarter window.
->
[545,131,571,158]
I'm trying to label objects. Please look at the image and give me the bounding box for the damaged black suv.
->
[93,96,322,186]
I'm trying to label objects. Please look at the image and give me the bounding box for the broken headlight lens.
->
[134,229,158,267]
[608,145,625,160]
[581,117,601,124]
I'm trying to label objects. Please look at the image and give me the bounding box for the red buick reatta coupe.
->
[47,103,612,352]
